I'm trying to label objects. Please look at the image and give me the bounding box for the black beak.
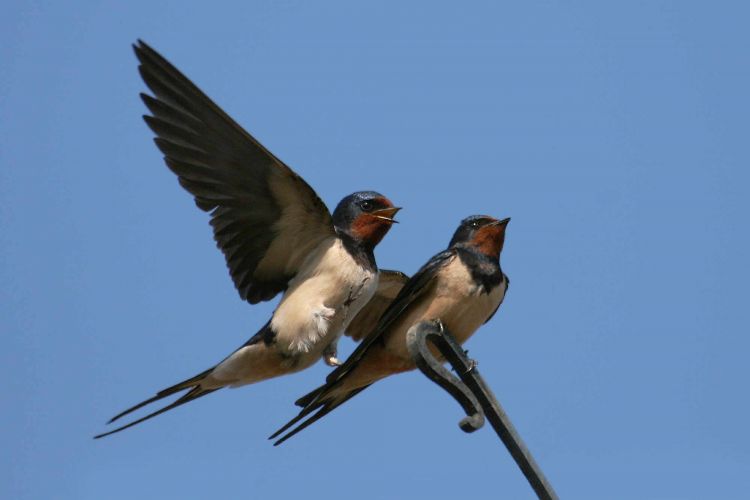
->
[372,206,402,223]
[491,217,510,227]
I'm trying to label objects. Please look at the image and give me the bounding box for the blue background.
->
[2,1,748,499]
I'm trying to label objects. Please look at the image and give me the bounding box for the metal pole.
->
[406,320,558,500]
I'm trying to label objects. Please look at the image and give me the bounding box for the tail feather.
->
[96,319,273,439]
[268,400,322,440]
[94,385,218,439]
[294,385,326,408]
[270,386,370,446]
[106,367,214,425]
[271,381,341,440]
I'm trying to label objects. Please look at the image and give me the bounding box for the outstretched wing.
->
[345,269,409,342]
[134,40,335,304]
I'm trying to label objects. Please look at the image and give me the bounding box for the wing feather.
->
[134,40,335,303]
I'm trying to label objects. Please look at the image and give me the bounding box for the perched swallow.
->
[94,41,402,439]
[270,215,510,445]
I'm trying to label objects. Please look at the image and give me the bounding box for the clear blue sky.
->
[2,1,748,499]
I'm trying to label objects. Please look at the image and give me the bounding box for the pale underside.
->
[332,255,508,394]
[203,237,378,388]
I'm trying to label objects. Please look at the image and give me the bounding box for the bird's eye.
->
[360,200,374,211]
[470,220,481,228]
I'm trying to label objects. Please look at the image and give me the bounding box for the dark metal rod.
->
[406,321,558,500]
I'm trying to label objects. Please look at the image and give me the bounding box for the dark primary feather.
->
[269,251,457,444]
[133,40,335,304]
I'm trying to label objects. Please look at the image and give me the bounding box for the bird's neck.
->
[336,229,377,272]
[455,246,504,294]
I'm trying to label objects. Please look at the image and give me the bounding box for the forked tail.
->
[94,368,217,439]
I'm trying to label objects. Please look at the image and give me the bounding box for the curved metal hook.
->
[406,320,485,432]
[406,320,559,500]
[406,320,484,432]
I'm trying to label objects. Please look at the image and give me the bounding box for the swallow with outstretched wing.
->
[94,41,401,439]
[270,215,510,445]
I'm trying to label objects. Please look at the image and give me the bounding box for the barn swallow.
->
[94,41,402,438]
[270,215,510,445]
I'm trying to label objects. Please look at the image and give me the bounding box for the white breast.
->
[384,255,506,362]
[271,237,377,359]
[432,257,507,344]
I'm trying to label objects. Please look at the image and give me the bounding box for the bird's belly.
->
[207,264,380,388]
[271,239,377,361]
[439,282,505,344]
[428,259,507,344]
[385,270,506,361]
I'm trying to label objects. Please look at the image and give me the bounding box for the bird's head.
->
[449,215,510,260]
[333,191,401,248]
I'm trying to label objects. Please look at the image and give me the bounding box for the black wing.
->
[134,40,335,304]
[345,269,409,342]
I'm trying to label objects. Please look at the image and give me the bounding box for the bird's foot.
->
[324,355,341,367]
[323,343,341,367]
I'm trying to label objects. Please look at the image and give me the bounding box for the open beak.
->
[372,206,402,223]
